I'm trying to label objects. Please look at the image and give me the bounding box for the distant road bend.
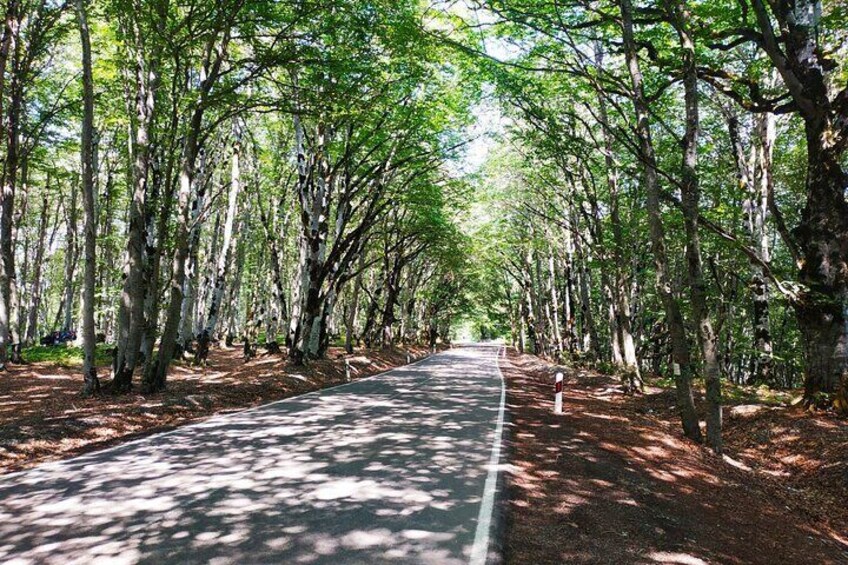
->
[0,345,506,564]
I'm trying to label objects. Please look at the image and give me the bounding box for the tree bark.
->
[150,28,230,392]
[257,195,289,342]
[0,5,22,368]
[24,193,48,344]
[749,112,775,385]
[62,184,78,333]
[747,0,848,411]
[669,0,721,450]
[726,108,775,386]
[595,42,640,390]
[344,258,365,354]
[77,0,100,396]
[113,21,159,392]
[205,126,243,337]
[97,161,116,340]
[547,247,563,355]
[619,0,702,442]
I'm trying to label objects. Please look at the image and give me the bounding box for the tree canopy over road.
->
[0,0,846,458]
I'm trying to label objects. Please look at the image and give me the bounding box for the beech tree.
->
[1,0,845,460]
[456,0,847,451]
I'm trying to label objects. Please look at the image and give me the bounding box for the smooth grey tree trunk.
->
[113,24,159,392]
[77,0,100,396]
[205,127,242,337]
[669,1,721,450]
[619,0,702,442]
[0,4,22,367]
[594,42,640,390]
[150,27,230,392]
[24,194,48,344]
[62,185,78,333]
[749,112,775,384]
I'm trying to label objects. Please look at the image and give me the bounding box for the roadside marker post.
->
[555,372,563,414]
[345,359,351,382]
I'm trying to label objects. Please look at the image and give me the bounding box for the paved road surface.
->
[0,346,506,564]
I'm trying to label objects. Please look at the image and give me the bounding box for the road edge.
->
[0,349,443,480]
[469,345,509,565]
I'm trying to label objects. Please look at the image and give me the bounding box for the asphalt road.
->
[0,345,506,565]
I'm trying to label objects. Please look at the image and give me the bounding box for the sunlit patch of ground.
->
[501,350,848,564]
[0,344,439,473]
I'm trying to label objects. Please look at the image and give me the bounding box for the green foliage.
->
[23,344,113,368]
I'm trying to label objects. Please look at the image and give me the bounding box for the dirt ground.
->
[0,344,436,473]
[500,350,848,564]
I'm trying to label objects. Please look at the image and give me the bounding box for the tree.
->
[76,0,99,396]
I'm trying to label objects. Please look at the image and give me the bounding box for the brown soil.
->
[501,350,848,564]
[0,344,435,474]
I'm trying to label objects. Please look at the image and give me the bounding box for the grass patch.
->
[22,344,113,368]
[721,382,793,407]
[645,374,794,407]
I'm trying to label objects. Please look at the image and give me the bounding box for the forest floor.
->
[501,349,848,564]
[0,343,437,473]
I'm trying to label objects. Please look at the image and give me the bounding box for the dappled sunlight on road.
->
[0,347,504,564]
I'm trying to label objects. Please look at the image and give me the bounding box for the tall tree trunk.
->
[749,112,775,385]
[727,108,775,386]
[179,250,199,348]
[63,185,78,333]
[25,194,48,344]
[379,258,402,347]
[15,157,28,343]
[258,198,289,343]
[77,0,100,396]
[670,0,721,450]
[345,256,365,353]
[97,163,115,340]
[0,7,22,367]
[290,117,331,363]
[561,236,576,355]
[619,0,702,442]
[0,0,17,369]
[547,247,563,355]
[205,128,242,337]
[287,234,306,351]
[528,249,545,355]
[748,0,848,411]
[595,42,641,390]
[196,209,221,335]
[287,113,312,362]
[179,152,209,350]
[151,119,201,391]
[151,29,230,391]
[795,139,848,411]
[140,91,181,385]
[572,217,599,361]
[113,34,158,392]
[223,213,246,345]
[361,267,381,348]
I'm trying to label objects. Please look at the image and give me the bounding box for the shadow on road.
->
[0,347,503,564]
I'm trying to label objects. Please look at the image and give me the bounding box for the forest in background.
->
[0,0,478,395]
[0,0,846,457]
[460,0,848,453]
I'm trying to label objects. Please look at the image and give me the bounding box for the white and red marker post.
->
[554,372,563,414]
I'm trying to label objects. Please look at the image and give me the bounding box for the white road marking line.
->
[469,346,507,565]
